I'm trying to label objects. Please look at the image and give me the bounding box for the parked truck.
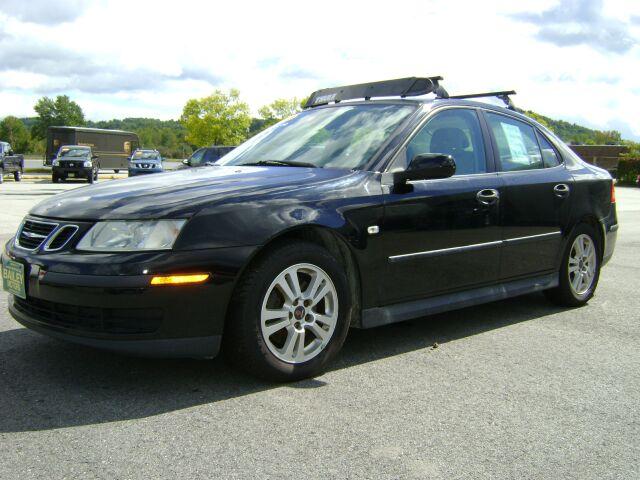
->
[0,141,24,183]
[45,126,139,172]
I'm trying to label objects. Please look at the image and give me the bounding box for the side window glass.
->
[203,149,217,164]
[486,113,543,172]
[190,148,205,166]
[537,132,561,167]
[405,109,486,176]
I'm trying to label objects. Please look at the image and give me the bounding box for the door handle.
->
[476,189,500,205]
[553,183,570,198]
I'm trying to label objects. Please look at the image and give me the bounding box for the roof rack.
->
[304,76,448,108]
[446,90,517,110]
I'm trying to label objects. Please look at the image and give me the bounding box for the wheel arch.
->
[565,214,605,263]
[230,224,363,328]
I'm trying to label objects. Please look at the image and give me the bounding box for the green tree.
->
[32,95,85,139]
[180,89,251,146]
[0,116,30,152]
[258,97,303,128]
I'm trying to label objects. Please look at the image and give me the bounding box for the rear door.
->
[380,107,504,304]
[482,110,573,279]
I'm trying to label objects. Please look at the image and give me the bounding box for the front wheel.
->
[225,242,351,381]
[14,170,22,181]
[545,224,601,307]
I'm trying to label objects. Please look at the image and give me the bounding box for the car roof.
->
[309,97,548,131]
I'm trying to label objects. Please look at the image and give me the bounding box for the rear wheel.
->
[52,174,59,183]
[225,241,351,381]
[545,223,601,307]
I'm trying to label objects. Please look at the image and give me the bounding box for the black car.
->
[128,149,164,177]
[181,146,236,168]
[0,141,24,183]
[2,77,618,381]
[52,145,99,183]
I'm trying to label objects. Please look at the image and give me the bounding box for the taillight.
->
[611,182,616,203]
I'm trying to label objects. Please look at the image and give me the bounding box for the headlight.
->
[52,159,59,166]
[76,220,187,252]
[83,161,92,167]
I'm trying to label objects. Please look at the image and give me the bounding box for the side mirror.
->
[91,155,98,160]
[182,158,190,166]
[395,153,456,185]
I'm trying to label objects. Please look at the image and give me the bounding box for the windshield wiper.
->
[239,160,318,168]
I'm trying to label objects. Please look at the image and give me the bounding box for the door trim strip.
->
[388,230,562,263]
[389,240,503,263]
[502,231,562,245]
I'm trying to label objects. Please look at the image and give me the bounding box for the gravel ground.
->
[0,181,638,480]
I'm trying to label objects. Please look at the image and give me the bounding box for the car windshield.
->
[59,148,90,158]
[132,151,160,160]
[218,104,416,169]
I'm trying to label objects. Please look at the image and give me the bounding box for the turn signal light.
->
[611,183,616,203]
[150,273,210,286]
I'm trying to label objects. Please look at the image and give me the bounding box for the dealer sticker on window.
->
[1,256,26,299]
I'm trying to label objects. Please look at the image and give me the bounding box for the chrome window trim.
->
[388,231,562,263]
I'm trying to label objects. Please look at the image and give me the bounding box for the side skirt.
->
[360,273,558,329]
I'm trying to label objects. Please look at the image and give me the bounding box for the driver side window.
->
[189,148,206,167]
[405,109,487,176]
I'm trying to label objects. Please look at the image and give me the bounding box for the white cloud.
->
[0,0,639,139]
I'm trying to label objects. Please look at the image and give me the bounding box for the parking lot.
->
[0,179,638,479]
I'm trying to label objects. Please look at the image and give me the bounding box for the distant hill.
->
[523,111,622,145]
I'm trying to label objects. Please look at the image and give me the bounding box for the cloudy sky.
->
[0,0,639,139]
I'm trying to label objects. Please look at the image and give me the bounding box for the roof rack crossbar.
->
[447,90,517,110]
[304,76,446,108]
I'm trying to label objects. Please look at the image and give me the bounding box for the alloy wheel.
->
[568,234,597,296]
[260,263,338,364]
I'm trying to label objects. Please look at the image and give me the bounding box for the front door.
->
[380,108,504,305]
[482,111,574,279]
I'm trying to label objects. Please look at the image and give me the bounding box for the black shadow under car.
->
[2,77,618,381]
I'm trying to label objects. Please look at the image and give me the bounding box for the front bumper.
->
[128,168,162,177]
[4,241,258,358]
[52,166,92,177]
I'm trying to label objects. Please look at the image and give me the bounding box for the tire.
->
[0,170,4,184]
[52,175,59,183]
[88,171,94,184]
[224,241,351,381]
[93,168,99,182]
[14,170,22,181]
[545,223,601,307]
[114,169,119,174]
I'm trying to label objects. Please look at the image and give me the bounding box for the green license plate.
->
[2,257,26,299]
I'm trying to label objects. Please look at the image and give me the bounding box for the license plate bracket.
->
[1,256,26,299]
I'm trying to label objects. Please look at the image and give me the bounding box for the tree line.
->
[1,91,637,159]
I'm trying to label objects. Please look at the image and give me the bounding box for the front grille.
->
[13,297,162,335]
[59,160,83,168]
[45,225,79,251]
[17,219,58,250]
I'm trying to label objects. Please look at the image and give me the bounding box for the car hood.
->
[30,165,364,221]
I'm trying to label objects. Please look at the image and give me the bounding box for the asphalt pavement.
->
[0,180,638,480]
